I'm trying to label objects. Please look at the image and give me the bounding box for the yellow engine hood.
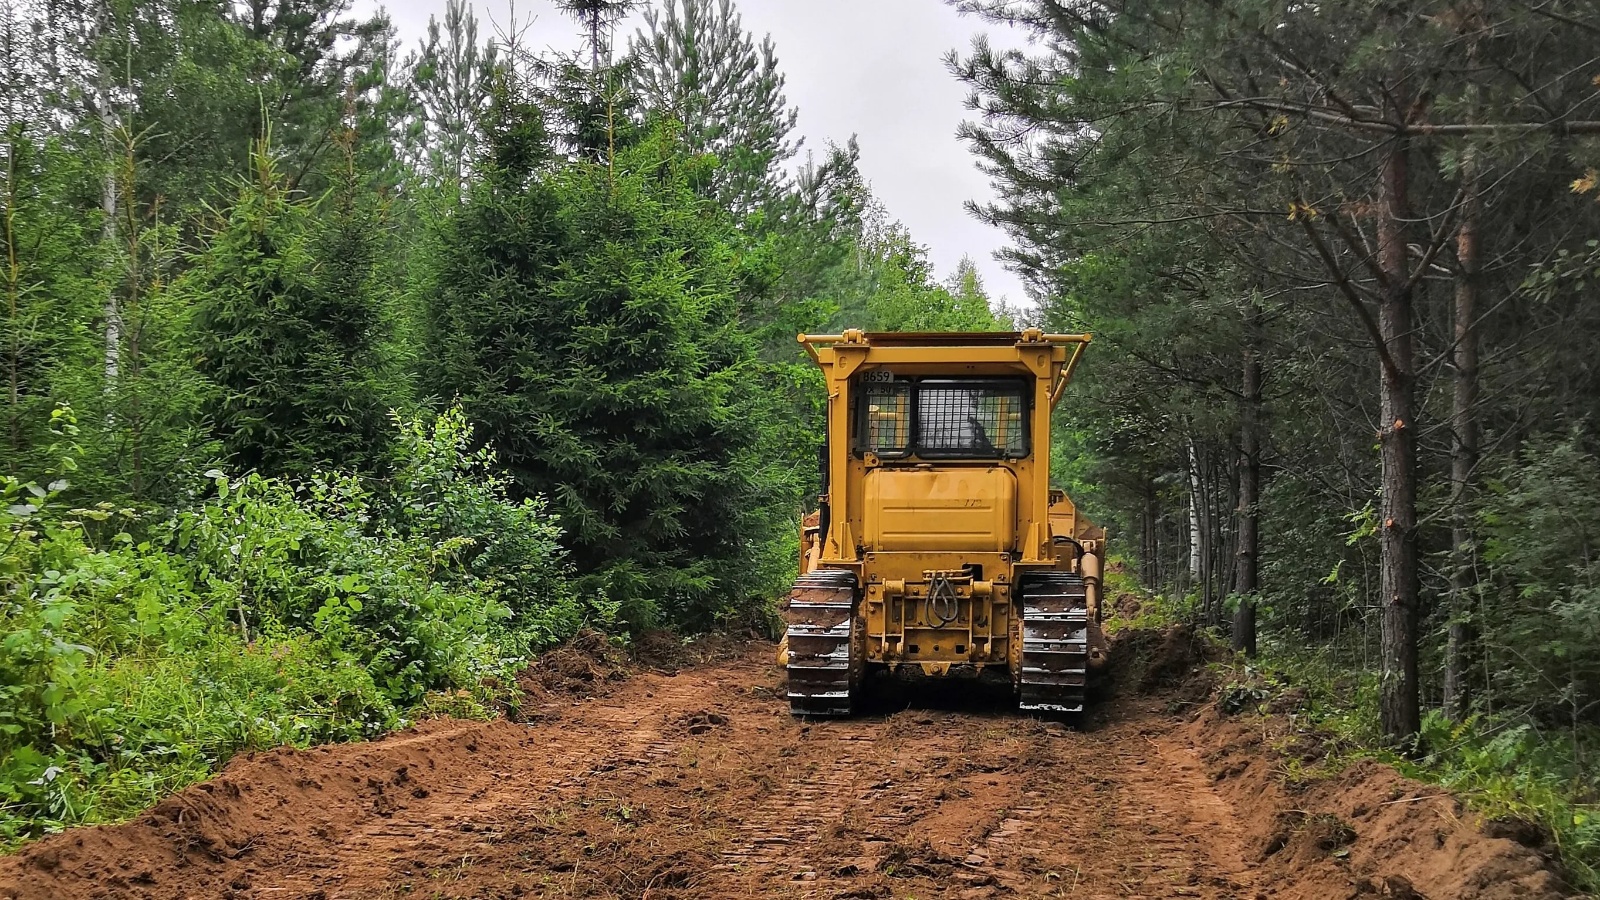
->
[863,467,1017,552]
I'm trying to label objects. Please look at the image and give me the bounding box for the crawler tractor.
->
[780,330,1108,717]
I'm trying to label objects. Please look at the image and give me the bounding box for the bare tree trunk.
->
[1377,135,1421,743]
[1233,309,1263,656]
[1145,480,1158,586]
[101,156,119,386]
[1187,441,1202,593]
[94,5,120,391]
[1444,158,1481,721]
[4,134,20,455]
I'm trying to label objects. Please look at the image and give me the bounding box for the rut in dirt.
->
[0,641,1575,900]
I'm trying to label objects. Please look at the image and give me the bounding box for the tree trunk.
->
[1141,480,1157,586]
[95,6,120,391]
[1188,441,1202,593]
[1443,158,1481,721]
[101,156,119,386]
[5,136,19,455]
[1233,309,1263,656]
[1377,135,1421,743]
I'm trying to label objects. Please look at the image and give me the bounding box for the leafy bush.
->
[1413,712,1600,892]
[1480,432,1600,730]
[0,406,589,847]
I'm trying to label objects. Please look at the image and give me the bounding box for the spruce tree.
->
[190,141,393,476]
[0,127,102,480]
[422,80,790,627]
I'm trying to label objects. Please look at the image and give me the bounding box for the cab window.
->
[853,376,1028,459]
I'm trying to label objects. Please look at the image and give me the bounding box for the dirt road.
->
[0,641,1573,900]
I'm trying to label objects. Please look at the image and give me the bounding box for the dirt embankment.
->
[1111,625,1572,899]
[0,630,1578,900]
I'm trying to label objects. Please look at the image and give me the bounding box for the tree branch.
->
[1298,216,1403,386]
[1201,97,1600,136]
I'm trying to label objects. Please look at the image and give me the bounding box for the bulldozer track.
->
[1018,571,1091,714]
[783,569,859,717]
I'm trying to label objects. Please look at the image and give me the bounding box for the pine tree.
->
[951,0,1600,741]
[629,0,799,217]
[407,0,499,204]
[229,0,397,193]
[859,213,1004,332]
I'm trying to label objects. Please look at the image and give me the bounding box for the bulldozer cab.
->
[784,329,1106,718]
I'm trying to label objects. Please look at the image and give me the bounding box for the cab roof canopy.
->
[856,332,1027,346]
[798,330,1090,347]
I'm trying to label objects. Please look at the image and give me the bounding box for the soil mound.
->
[0,718,536,900]
[514,628,631,710]
[1183,701,1575,899]
[630,628,753,673]
[0,642,1578,900]
[1104,623,1224,699]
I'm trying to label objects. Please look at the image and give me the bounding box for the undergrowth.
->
[0,407,608,849]
[1101,561,1185,634]
[1109,577,1600,892]
[1217,647,1600,893]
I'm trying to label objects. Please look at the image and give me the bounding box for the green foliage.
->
[1,0,1038,856]
[387,406,600,640]
[0,128,103,482]
[405,0,500,204]
[629,0,800,217]
[1218,676,1273,716]
[1099,559,1185,634]
[0,407,585,846]
[190,143,397,477]
[859,219,1008,332]
[1220,646,1600,892]
[1412,712,1600,892]
[423,91,797,629]
[1479,433,1600,728]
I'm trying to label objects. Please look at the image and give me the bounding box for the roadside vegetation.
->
[4,0,1598,879]
[957,0,1600,891]
[1111,571,1600,891]
[0,0,1012,848]
[0,407,590,846]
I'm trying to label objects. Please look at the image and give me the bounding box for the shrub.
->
[0,406,588,847]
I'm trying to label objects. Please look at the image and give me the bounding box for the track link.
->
[1018,573,1090,714]
[783,569,859,717]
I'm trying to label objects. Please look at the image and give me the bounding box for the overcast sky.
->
[376,0,1032,306]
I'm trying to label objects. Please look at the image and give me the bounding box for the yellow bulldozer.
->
[780,329,1108,717]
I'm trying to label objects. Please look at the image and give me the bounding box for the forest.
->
[1,0,1598,885]
[952,0,1600,878]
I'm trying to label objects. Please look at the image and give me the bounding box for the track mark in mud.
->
[0,645,1570,900]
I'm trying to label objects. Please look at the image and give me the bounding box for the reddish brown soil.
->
[0,641,1576,900]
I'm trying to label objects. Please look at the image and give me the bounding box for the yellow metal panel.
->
[802,330,1091,570]
[863,467,1017,552]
